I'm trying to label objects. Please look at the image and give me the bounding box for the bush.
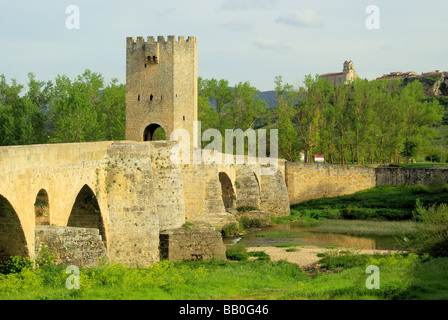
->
[240,217,262,228]
[237,206,258,212]
[405,199,448,257]
[225,244,270,261]
[0,256,33,274]
[221,222,239,238]
[225,244,248,261]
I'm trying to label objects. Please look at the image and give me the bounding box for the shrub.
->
[225,244,248,261]
[237,206,258,212]
[240,217,262,228]
[0,256,33,274]
[405,199,448,257]
[221,222,239,238]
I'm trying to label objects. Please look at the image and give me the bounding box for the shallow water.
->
[223,223,400,250]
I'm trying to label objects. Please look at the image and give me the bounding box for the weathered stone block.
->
[159,223,226,262]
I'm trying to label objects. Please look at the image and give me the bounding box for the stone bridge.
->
[3,138,445,267]
[0,140,290,267]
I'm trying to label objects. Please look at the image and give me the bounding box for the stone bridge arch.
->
[0,194,29,262]
[143,123,167,141]
[218,171,236,211]
[235,167,261,210]
[67,184,107,246]
[34,189,50,226]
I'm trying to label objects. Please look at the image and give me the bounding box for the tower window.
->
[183,116,186,121]
[150,94,153,101]
[138,94,140,101]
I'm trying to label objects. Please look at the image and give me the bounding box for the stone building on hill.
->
[320,60,359,86]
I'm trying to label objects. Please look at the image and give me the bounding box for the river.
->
[223,223,401,250]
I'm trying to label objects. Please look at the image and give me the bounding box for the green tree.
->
[49,70,104,143]
[199,77,232,133]
[273,76,301,161]
[225,81,268,131]
[99,78,126,140]
[297,75,333,163]
[0,74,48,146]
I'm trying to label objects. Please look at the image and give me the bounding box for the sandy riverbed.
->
[247,246,400,269]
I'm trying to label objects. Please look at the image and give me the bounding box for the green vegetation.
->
[1,187,448,300]
[404,199,448,257]
[293,252,448,300]
[1,257,314,300]
[0,71,125,146]
[1,249,448,300]
[284,185,448,222]
[271,75,444,164]
[2,71,446,167]
[225,244,270,262]
[220,222,239,238]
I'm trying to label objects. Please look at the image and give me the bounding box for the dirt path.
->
[247,246,400,269]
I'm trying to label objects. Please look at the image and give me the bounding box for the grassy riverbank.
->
[1,185,447,300]
[285,185,448,222]
[1,251,447,300]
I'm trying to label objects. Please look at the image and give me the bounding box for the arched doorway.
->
[0,195,29,262]
[67,185,107,245]
[34,189,50,226]
[218,172,236,211]
[143,123,166,141]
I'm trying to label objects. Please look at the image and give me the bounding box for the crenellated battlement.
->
[127,35,197,46]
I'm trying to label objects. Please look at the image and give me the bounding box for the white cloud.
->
[220,21,252,32]
[254,38,290,51]
[217,0,276,11]
[275,9,322,28]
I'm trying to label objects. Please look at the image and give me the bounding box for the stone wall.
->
[149,141,186,231]
[159,224,226,262]
[35,226,108,268]
[104,142,160,267]
[376,167,448,186]
[285,162,376,204]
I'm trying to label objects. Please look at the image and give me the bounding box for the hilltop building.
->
[320,60,359,86]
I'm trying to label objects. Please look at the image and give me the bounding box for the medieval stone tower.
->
[125,36,198,146]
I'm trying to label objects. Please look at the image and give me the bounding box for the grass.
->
[283,185,448,222]
[274,242,306,248]
[291,252,448,300]
[3,185,448,300]
[389,162,448,168]
[2,251,447,300]
[313,219,419,237]
[0,258,308,300]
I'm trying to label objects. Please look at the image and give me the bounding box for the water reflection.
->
[224,224,399,250]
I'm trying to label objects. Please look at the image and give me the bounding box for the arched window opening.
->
[67,185,106,245]
[0,195,29,262]
[35,189,50,226]
[219,172,236,211]
[143,124,166,141]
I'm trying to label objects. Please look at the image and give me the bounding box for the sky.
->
[0,0,447,92]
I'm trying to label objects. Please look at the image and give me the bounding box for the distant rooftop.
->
[376,70,446,80]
